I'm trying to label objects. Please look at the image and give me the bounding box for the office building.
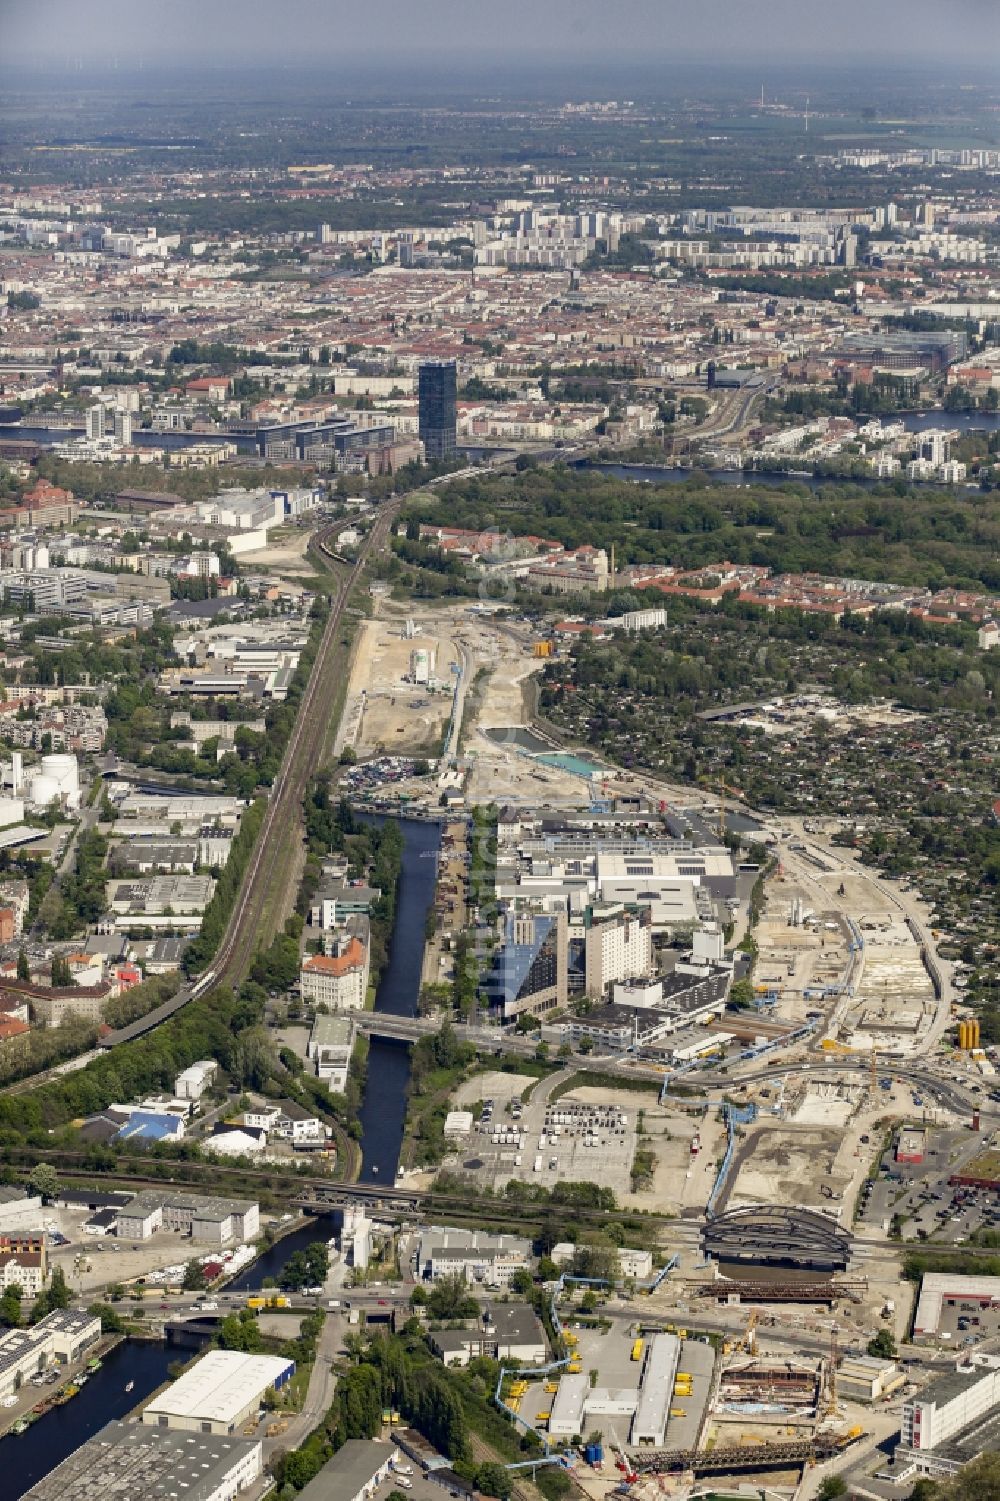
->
[85,404,105,441]
[897,1359,1000,1475]
[582,904,653,996]
[300,934,369,1011]
[418,359,457,459]
[417,1228,532,1287]
[307,1013,355,1091]
[23,1421,262,1501]
[429,1304,547,1368]
[484,910,568,1021]
[142,1350,295,1435]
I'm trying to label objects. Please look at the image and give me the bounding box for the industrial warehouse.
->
[141,1351,295,1435]
[21,1422,263,1501]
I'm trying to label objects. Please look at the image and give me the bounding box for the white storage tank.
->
[29,774,60,807]
[38,753,80,809]
[41,754,79,793]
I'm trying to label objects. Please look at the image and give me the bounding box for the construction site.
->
[501,1299,871,1498]
[337,603,461,759]
[751,823,945,1059]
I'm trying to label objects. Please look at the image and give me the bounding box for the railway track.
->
[99,505,399,1045]
[198,510,395,989]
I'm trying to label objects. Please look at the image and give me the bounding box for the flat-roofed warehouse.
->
[142,1350,294,1435]
[913,1272,1000,1336]
[22,1420,262,1501]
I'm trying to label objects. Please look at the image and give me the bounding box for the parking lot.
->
[935,1294,1000,1350]
[456,1089,635,1195]
[855,1125,1000,1244]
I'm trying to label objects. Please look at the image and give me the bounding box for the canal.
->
[6,816,439,1493]
[356,815,441,1184]
[7,1338,177,1499]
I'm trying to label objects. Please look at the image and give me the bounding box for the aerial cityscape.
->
[0,3,999,1500]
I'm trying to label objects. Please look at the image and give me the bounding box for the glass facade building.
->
[418,360,457,459]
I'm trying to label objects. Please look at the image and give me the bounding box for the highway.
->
[99,506,399,1046]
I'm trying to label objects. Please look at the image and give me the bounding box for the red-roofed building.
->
[300,936,369,1011]
[0,478,78,530]
[185,377,231,401]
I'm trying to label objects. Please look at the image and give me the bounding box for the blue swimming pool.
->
[536,752,604,778]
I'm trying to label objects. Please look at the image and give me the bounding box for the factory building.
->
[913,1273,1000,1337]
[547,1332,681,1447]
[142,1350,295,1435]
[22,1421,262,1501]
[116,1190,259,1245]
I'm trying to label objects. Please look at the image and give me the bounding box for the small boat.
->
[87,1358,102,1372]
[372,1165,379,1174]
[12,1420,28,1435]
[124,1381,134,1393]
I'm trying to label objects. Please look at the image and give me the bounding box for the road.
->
[268,1309,341,1456]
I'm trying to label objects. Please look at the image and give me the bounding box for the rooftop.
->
[142,1350,292,1424]
[296,1440,396,1501]
[21,1421,260,1501]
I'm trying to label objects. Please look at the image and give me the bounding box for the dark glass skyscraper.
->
[418,359,457,460]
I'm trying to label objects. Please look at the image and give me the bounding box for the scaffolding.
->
[631,1431,863,1476]
[696,1279,866,1306]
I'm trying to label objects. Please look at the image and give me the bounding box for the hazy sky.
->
[2,0,998,69]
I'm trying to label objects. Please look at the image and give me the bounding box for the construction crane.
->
[822,1323,840,1420]
[611,1428,637,1486]
[744,1308,759,1357]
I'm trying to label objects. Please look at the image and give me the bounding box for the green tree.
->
[817,1478,848,1501]
[426,1272,478,1321]
[0,1284,22,1327]
[47,1266,71,1309]
[87,1301,125,1334]
[476,1462,513,1499]
[936,1458,1000,1501]
[728,978,756,1010]
[16,948,29,982]
[217,1310,263,1352]
[27,1164,59,1203]
[183,1259,209,1292]
[867,1327,897,1359]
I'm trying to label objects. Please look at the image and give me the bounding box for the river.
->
[355,816,441,1184]
[7,1338,177,1499]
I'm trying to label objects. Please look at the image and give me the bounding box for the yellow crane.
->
[744,1308,759,1357]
